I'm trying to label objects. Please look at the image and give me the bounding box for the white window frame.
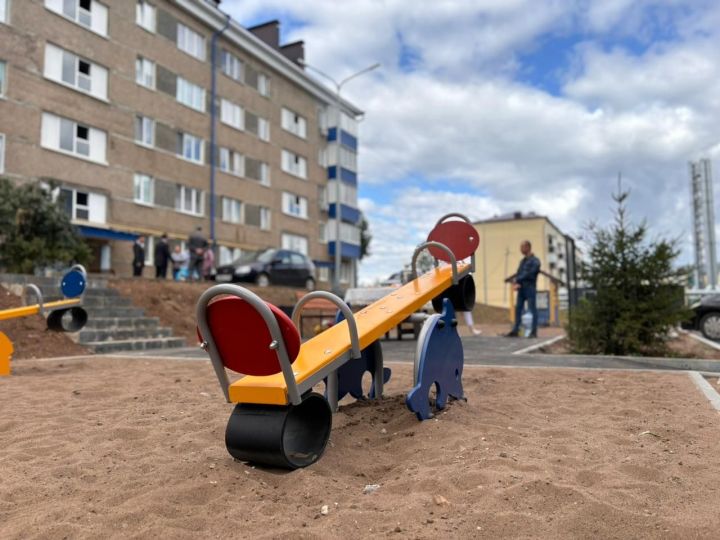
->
[260,207,271,230]
[44,44,108,100]
[281,149,307,179]
[175,184,204,216]
[221,197,242,224]
[135,56,155,89]
[319,222,327,244]
[0,133,5,174]
[218,147,243,176]
[257,73,270,97]
[45,0,108,36]
[41,113,106,164]
[282,192,308,219]
[221,50,243,81]
[281,108,307,139]
[133,173,154,205]
[177,23,205,61]
[135,0,155,32]
[134,115,155,147]
[317,266,329,282]
[259,163,270,186]
[60,187,107,223]
[258,117,270,142]
[178,132,203,164]
[220,99,243,130]
[281,233,309,256]
[0,0,7,24]
[176,77,205,112]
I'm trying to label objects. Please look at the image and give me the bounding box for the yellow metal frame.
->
[0,331,11,376]
[228,262,470,405]
[0,298,81,321]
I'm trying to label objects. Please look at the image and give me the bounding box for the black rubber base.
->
[46,307,88,332]
[432,274,476,313]
[225,392,332,469]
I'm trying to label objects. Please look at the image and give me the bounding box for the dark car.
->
[685,294,720,340]
[215,248,316,290]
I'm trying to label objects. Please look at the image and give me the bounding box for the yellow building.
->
[473,212,573,309]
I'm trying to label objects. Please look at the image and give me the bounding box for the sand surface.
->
[2,357,720,539]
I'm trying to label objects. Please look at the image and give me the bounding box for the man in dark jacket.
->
[132,237,145,277]
[154,233,171,279]
[506,240,541,338]
[187,226,207,281]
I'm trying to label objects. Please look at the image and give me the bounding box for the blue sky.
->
[224,0,720,283]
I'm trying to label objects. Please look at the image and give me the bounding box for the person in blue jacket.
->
[506,240,541,338]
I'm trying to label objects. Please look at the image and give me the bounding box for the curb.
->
[512,335,565,355]
[685,331,720,352]
[688,371,720,412]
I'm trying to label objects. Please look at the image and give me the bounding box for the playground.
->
[1,356,719,538]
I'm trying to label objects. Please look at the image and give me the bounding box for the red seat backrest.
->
[198,296,301,376]
[427,220,480,262]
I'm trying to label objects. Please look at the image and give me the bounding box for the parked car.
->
[215,249,316,290]
[685,294,720,340]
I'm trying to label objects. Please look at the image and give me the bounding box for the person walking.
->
[171,245,189,281]
[203,242,215,281]
[154,233,171,279]
[132,237,145,277]
[463,310,482,336]
[187,226,207,282]
[506,240,541,338]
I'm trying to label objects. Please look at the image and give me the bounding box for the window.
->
[281,233,308,256]
[325,145,358,172]
[281,150,307,179]
[134,115,154,146]
[0,133,5,174]
[219,246,242,266]
[220,99,243,130]
[260,207,271,230]
[281,108,307,139]
[44,44,108,100]
[221,50,242,81]
[177,132,203,164]
[135,57,155,89]
[317,266,329,282]
[176,77,205,112]
[0,61,5,96]
[318,186,328,210]
[340,261,352,284]
[257,73,270,96]
[175,184,203,215]
[133,173,154,205]
[45,0,108,36]
[282,192,308,219]
[328,180,358,207]
[221,197,242,224]
[217,147,243,176]
[41,113,106,163]
[59,187,107,223]
[319,222,327,244]
[258,117,270,141]
[0,0,7,24]
[177,23,205,61]
[136,0,155,32]
[327,220,361,245]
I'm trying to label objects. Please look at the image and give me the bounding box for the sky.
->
[223,0,720,284]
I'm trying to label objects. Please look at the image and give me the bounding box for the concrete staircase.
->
[0,274,185,353]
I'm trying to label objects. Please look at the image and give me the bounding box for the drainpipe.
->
[209,13,231,245]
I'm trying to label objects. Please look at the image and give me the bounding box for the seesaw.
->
[196,214,479,468]
[0,265,89,376]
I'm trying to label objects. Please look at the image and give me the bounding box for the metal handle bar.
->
[23,284,45,317]
[411,241,459,284]
[434,212,473,227]
[291,291,361,360]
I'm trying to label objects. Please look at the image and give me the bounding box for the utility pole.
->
[690,159,717,288]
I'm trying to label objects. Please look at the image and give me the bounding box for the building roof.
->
[178,0,364,117]
[474,211,570,239]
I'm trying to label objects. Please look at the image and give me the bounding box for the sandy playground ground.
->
[1,357,720,539]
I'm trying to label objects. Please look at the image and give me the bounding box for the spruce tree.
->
[0,178,91,273]
[567,186,689,356]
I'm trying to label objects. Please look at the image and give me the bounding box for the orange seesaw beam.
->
[0,298,81,321]
[229,263,469,405]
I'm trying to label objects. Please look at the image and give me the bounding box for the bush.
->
[0,178,91,273]
[566,187,690,356]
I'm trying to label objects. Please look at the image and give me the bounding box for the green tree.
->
[359,213,371,260]
[0,178,91,273]
[567,186,689,356]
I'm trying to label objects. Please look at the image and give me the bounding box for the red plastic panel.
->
[199,297,301,376]
[427,221,480,262]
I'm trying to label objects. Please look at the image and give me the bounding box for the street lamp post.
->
[300,60,380,294]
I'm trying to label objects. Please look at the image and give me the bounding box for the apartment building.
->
[0,0,364,287]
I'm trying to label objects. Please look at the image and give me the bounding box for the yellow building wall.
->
[473,218,562,308]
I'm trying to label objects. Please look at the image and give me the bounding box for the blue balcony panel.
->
[328,241,361,259]
[327,166,357,185]
[327,128,358,151]
[329,203,361,224]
